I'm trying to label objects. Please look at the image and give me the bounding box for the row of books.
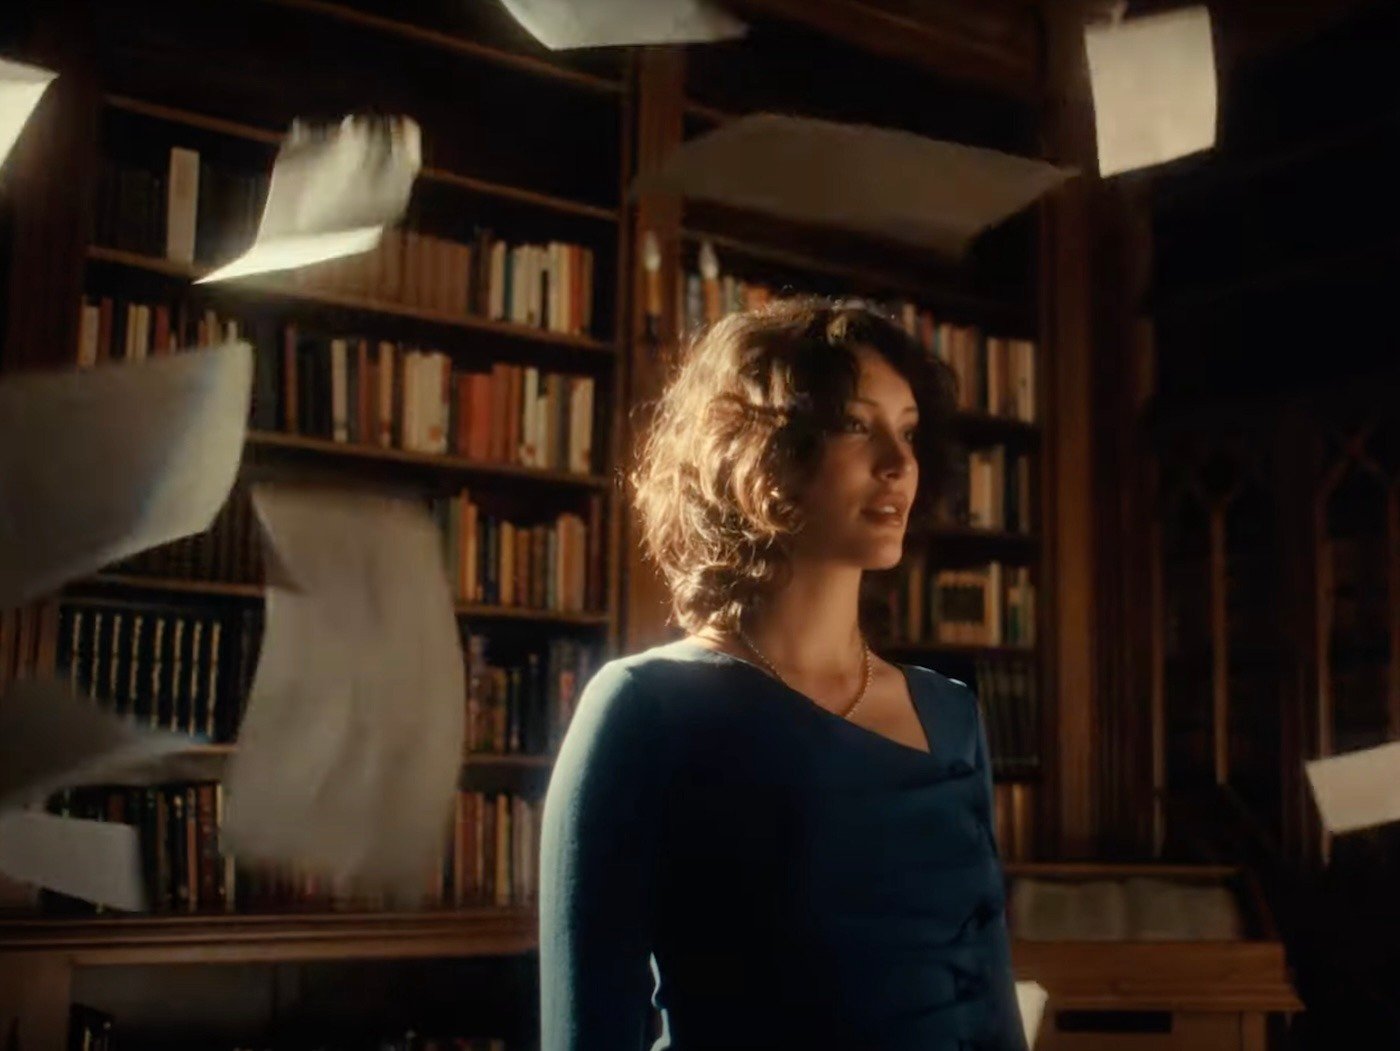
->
[288,228,598,339]
[679,263,1038,423]
[427,791,542,910]
[75,296,243,366]
[260,328,597,472]
[435,493,602,612]
[942,445,1034,534]
[45,783,230,915]
[110,483,262,585]
[43,782,542,915]
[55,603,260,743]
[888,560,1037,648]
[95,151,599,335]
[74,296,604,474]
[976,655,1040,775]
[462,632,596,756]
[94,152,265,265]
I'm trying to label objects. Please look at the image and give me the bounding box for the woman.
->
[540,298,1026,1050]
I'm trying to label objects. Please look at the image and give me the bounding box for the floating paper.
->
[634,114,1073,258]
[0,810,146,911]
[0,343,253,609]
[0,56,57,171]
[0,677,210,811]
[1306,741,1400,834]
[223,484,464,899]
[1016,981,1048,1048]
[199,115,420,283]
[1085,6,1217,177]
[501,0,745,49]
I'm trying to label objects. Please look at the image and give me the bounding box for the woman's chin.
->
[858,540,906,571]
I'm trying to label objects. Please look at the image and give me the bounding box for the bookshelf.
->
[1,1,637,1046]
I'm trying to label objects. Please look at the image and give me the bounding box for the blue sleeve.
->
[539,663,666,1051]
[972,697,1030,1051]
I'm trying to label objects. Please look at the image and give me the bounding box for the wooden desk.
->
[1007,863,1302,1051]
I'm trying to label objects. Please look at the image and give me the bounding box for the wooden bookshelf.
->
[0,908,537,964]
[86,246,617,356]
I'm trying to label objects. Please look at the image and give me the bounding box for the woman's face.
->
[793,345,919,570]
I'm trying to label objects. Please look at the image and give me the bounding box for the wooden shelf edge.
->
[85,246,617,354]
[75,743,554,772]
[243,430,613,490]
[0,908,538,963]
[105,96,619,222]
[80,574,613,627]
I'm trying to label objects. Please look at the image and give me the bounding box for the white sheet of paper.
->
[0,343,252,609]
[223,485,464,899]
[1016,981,1049,1048]
[1085,6,1217,177]
[501,0,745,49]
[199,116,419,283]
[0,810,146,911]
[0,677,210,810]
[0,56,57,170]
[634,114,1074,257]
[1306,740,1400,833]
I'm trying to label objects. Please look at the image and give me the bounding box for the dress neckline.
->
[666,639,936,759]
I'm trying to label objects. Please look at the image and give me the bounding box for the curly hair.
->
[630,296,958,635]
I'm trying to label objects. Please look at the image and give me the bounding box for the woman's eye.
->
[840,416,867,434]
[902,427,919,444]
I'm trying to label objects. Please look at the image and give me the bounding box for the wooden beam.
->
[620,48,687,653]
[719,0,1042,100]
[1039,3,1099,857]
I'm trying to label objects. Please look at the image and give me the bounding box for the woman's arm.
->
[539,663,666,1051]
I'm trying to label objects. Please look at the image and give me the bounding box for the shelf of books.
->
[677,223,1043,852]
[4,10,629,1001]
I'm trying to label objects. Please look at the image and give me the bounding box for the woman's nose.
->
[874,429,913,478]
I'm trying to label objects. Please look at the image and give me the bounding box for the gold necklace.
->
[734,625,872,720]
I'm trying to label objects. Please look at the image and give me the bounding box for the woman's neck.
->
[740,558,865,681]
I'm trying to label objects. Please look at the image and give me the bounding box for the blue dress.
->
[539,640,1026,1050]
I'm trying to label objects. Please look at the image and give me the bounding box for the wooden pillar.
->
[1039,6,1100,857]
[620,48,685,653]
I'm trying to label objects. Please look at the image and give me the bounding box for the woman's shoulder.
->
[572,641,717,724]
[582,640,726,705]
